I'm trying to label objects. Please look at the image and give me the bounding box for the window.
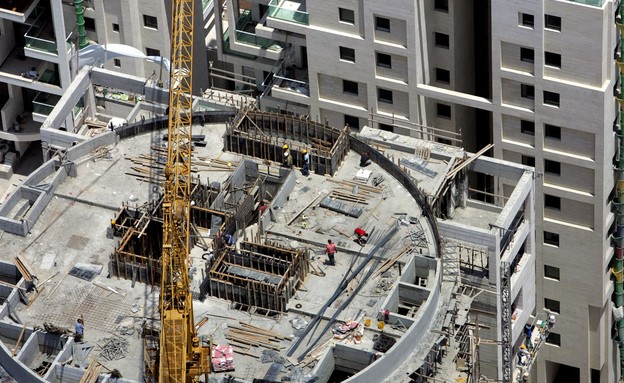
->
[143,15,158,29]
[521,155,535,167]
[112,23,120,32]
[545,124,561,139]
[544,298,560,314]
[544,91,560,107]
[84,17,96,32]
[437,103,451,118]
[545,52,561,68]
[114,59,121,68]
[520,47,534,63]
[340,46,355,62]
[520,13,534,28]
[379,123,393,132]
[544,194,561,210]
[545,159,561,175]
[546,332,561,346]
[544,232,560,247]
[521,84,535,100]
[339,8,355,24]
[544,264,560,279]
[344,114,359,129]
[435,32,450,48]
[436,68,450,84]
[545,14,561,31]
[343,80,358,95]
[377,53,392,68]
[146,48,161,57]
[378,88,393,104]
[521,120,535,135]
[375,17,390,32]
[435,0,448,12]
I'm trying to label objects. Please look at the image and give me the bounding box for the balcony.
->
[268,0,308,25]
[266,66,310,104]
[566,0,604,6]
[23,8,73,58]
[227,9,285,60]
[0,0,38,23]
[32,92,61,123]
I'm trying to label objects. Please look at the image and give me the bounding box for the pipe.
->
[74,0,89,49]
[616,4,624,378]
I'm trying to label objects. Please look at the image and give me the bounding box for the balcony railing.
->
[268,0,309,25]
[234,29,284,51]
[32,92,61,117]
[273,75,309,96]
[567,0,604,6]
[24,7,73,54]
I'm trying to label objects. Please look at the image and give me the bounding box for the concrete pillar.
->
[50,0,72,87]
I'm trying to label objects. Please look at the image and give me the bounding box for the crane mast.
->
[159,0,210,382]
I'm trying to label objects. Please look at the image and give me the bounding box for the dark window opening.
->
[146,48,161,57]
[545,159,561,175]
[521,120,535,135]
[545,52,562,68]
[545,14,561,31]
[544,91,560,107]
[545,124,561,139]
[339,8,355,24]
[544,298,560,314]
[521,155,535,167]
[436,68,450,84]
[435,32,449,48]
[437,103,451,118]
[545,194,561,210]
[435,0,448,12]
[344,114,360,129]
[375,17,390,32]
[544,232,560,247]
[521,84,535,100]
[378,88,393,104]
[112,23,120,32]
[143,15,158,29]
[340,46,355,62]
[521,13,534,28]
[343,80,359,95]
[84,17,96,32]
[377,53,392,68]
[520,47,534,63]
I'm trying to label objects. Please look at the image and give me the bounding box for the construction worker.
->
[325,239,337,266]
[360,151,372,167]
[302,149,310,176]
[282,144,292,167]
[75,318,84,343]
[354,227,369,245]
[517,344,530,366]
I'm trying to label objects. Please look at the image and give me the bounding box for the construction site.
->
[0,65,552,383]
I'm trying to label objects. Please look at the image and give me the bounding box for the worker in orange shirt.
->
[325,239,337,266]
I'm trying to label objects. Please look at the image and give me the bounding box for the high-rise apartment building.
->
[0,0,209,163]
[214,0,619,382]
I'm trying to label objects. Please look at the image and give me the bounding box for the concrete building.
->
[214,0,619,381]
[0,0,210,166]
[0,66,537,382]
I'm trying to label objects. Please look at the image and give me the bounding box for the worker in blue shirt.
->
[75,318,84,343]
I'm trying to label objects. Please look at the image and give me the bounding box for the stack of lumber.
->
[225,322,286,354]
[13,255,36,282]
[79,359,102,383]
[195,157,240,171]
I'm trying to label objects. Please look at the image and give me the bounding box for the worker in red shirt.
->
[354,227,369,245]
[325,239,337,266]
[258,201,268,215]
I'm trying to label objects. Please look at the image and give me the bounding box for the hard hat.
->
[302,149,307,154]
[283,144,288,149]
[520,344,526,349]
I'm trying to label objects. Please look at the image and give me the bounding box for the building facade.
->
[214,0,619,382]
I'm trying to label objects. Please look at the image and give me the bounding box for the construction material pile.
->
[97,337,129,361]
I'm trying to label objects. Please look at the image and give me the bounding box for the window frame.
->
[545,14,562,31]
[544,124,561,140]
[545,51,562,68]
[339,46,356,62]
[544,298,561,314]
[544,232,560,248]
[143,14,159,30]
[544,265,561,279]
[520,120,535,135]
[112,23,120,33]
[521,84,535,100]
[520,47,534,63]
[435,0,449,12]
[437,103,451,119]
[146,47,161,57]
[544,194,561,210]
[113,58,121,68]
[544,159,561,175]
[544,91,560,107]
[546,332,561,347]
[376,52,392,68]
[339,8,355,24]
[520,13,534,28]
[375,16,391,32]
[436,68,450,84]
[378,88,394,104]
[435,32,450,49]
[342,79,359,95]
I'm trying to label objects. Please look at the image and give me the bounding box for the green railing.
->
[567,0,604,6]
[32,92,60,117]
[268,0,309,25]
[202,0,213,13]
[223,29,257,59]
[235,29,283,51]
[236,9,252,29]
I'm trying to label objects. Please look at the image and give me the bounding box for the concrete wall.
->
[0,336,46,382]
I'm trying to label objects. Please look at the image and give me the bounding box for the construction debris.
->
[13,255,36,282]
[97,337,129,361]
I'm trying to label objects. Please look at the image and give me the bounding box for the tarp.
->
[77,43,170,73]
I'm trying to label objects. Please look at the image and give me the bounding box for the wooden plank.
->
[12,323,27,356]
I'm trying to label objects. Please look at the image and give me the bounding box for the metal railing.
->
[273,75,309,95]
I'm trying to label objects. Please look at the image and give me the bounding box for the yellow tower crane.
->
[158,0,211,382]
